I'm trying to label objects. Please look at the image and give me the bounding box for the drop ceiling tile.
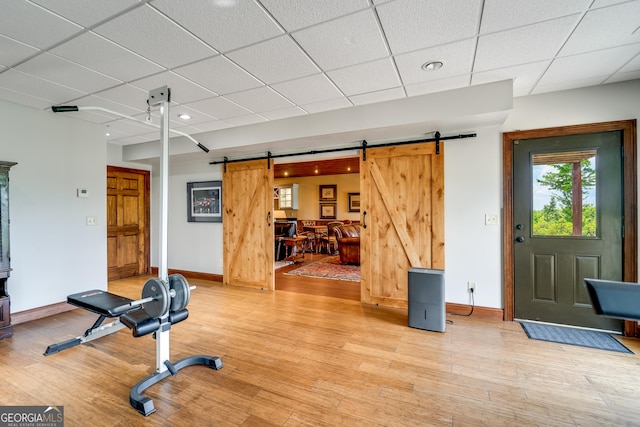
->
[619,51,640,73]
[94,84,150,113]
[472,61,550,97]
[300,97,353,114]
[16,53,122,94]
[152,0,282,52]
[480,0,589,34]
[227,36,319,84]
[51,32,164,82]
[376,0,482,54]
[349,87,406,105]
[260,106,307,120]
[225,87,294,113]
[0,69,86,104]
[395,39,476,85]
[561,1,640,55]
[0,1,82,49]
[191,120,233,133]
[73,94,144,116]
[0,34,40,68]
[292,9,388,70]
[327,58,401,96]
[184,96,252,119]
[531,76,606,94]
[224,114,268,126]
[538,44,640,86]
[0,86,51,109]
[30,0,141,27]
[475,15,578,71]
[174,56,263,95]
[271,74,344,105]
[130,71,217,103]
[93,5,216,68]
[605,69,640,83]
[104,117,153,136]
[404,75,471,97]
[261,0,369,31]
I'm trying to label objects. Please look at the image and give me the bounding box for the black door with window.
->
[513,131,623,331]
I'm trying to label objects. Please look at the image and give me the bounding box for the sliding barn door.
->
[360,144,444,308]
[223,160,274,290]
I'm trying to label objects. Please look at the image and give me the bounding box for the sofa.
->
[333,224,361,265]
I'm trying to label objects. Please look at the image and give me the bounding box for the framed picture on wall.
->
[348,193,360,212]
[319,184,337,201]
[320,203,337,219]
[187,181,222,222]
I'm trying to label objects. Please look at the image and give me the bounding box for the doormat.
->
[285,256,360,281]
[520,321,633,354]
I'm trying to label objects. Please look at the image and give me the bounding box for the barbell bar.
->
[113,274,195,319]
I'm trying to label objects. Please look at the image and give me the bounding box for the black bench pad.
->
[67,290,140,317]
[121,309,189,337]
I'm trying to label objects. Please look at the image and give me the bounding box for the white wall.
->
[0,100,107,312]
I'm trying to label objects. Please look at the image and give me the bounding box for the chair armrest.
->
[337,237,360,245]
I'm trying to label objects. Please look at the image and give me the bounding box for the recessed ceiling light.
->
[178,113,191,120]
[421,61,444,71]
[106,132,111,136]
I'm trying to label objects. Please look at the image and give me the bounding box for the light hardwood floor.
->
[2,275,640,426]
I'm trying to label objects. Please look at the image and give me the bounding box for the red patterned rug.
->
[285,256,360,281]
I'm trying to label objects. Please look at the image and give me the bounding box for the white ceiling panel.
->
[0,1,82,49]
[94,5,216,68]
[271,74,344,105]
[129,71,216,104]
[327,58,401,96]
[151,0,282,52]
[560,1,640,55]
[30,0,142,28]
[480,0,590,34]
[94,84,150,112]
[261,0,369,31]
[185,96,252,119]
[475,15,578,71]
[349,87,406,106]
[51,32,164,82]
[259,106,307,121]
[301,97,353,114]
[395,39,476,85]
[0,69,86,104]
[174,56,263,95]
[225,86,294,113]
[377,0,482,54]
[16,53,122,94]
[539,45,640,87]
[0,34,39,68]
[292,9,388,70]
[227,36,319,84]
[472,61,550,97]
[0,0,637,147]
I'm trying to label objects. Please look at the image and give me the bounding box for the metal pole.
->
[149,86,171,373]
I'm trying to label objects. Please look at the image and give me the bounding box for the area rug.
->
[285,256,360,281]
[520,321,632,354]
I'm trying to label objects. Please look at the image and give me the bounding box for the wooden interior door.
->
[107,166,150,281]
[360,144,445,308]
[223,160,274,290]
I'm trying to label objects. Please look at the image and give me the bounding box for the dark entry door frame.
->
[503,120,638,336]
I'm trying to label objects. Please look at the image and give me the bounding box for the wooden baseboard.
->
[446,302,504,320]
[150,267,223,283]
[12,302,75,325]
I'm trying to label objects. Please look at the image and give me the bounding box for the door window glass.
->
[532,150,597,237]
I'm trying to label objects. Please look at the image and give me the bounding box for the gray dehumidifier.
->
[408,267,445,332]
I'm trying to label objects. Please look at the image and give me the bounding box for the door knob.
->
[516,224,524,230]
[515,236,525,243]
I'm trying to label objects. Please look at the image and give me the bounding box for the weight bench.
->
[44,289,190,355]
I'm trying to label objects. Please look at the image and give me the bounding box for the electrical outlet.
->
[485,214,498,225]
[467,281,476,293]
[219,258,223,268]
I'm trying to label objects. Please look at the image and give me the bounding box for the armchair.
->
[333,224,361,265]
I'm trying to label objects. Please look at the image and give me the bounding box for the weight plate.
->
[169,273,191,311]
[142,278,170,318]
